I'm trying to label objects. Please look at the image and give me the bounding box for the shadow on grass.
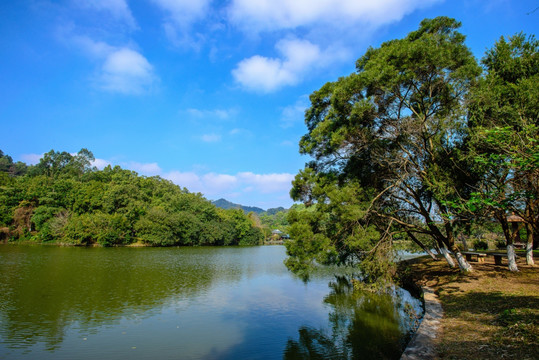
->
[440,291,539,360]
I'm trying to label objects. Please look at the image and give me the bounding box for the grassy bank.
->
[399,255,538,360]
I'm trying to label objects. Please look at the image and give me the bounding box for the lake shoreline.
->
[398,256,539,359]
[1,239,259,247]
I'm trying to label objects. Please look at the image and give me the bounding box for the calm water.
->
[0,245,421,359]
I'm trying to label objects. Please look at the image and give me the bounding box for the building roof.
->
[507,213,524,222]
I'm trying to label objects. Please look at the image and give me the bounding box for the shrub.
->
[474,239,489,251]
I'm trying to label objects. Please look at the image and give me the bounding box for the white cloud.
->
[152,0,211,24]
[232,38,325,92]
[71,35,115,58]
[229,0,439,91]
[165,171,203,191]
[200,133,222,143]
[151,0,212,48]
[202,173,238,191]
[161,170,295,207]
[100,48,158,94]
[237,172,295,193]
[124,161,162,176]
[20,153,43,165]
[228,0,439,32]
[68,34,158,95]
[76,0,137,29]
[91,158,111,169]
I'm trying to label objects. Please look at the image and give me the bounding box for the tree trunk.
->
[407,232,439,261]
[526,223,534,266]
[451,246,473,272]
[442,228,472,272]
[498,214,519,272]
[440,246,456,268]
[461,236,469,251]
[433,241,442,256]
[507,244,519,271]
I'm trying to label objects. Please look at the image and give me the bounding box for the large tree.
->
[287,17,482,276]
[467,33,539,270]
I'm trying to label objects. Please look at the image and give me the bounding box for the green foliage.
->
[286,177,394,284]
[0,150,27,177]
[259,207,290,234]
[0,149,262,247]
[287,16,484,280]
[464,33,538,245]
[474,240,489,251]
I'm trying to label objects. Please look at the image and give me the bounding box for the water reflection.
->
[0,246,260,357]
[0,245,421,359]
[284,276,421,360]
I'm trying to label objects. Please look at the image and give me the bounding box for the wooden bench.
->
[490,253,519,265]
[462,252,487,263]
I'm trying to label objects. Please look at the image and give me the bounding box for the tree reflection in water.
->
[284,276,421,360]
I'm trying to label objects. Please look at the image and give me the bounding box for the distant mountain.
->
[212,198,266,214]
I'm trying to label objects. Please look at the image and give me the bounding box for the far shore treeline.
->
[0,149,269,246]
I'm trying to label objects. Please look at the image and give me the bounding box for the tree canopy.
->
[0,149,263,247]
[286,17,538,280]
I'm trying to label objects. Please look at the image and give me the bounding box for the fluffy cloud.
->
[236,172,295,193]
[100,48,158,94]
[229,0,439,32]
[162,170,294,206]
[91,158,111,169]
[20,153,43,165]
[71,35,158,94]
[230,0,439,91]
[165,171,203,192]
[232,39,326,92]
[124,161,162,176]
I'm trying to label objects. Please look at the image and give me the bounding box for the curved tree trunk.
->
[440,245,456,268]
[407,232,439,261]
[442,230,472,272]
[451,246,473,272]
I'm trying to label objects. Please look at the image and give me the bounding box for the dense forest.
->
[0,149,264,246]
[284,17,538,280]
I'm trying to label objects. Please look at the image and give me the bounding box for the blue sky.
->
[1,0,537,209]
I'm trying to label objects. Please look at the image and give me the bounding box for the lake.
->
[0,245,421,359]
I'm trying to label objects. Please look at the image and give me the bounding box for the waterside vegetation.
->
[0,149,264,246]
